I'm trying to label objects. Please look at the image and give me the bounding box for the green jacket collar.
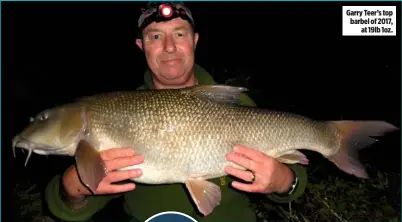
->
[141,64,216,90]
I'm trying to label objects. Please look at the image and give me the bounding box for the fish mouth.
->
[12,135,70,166]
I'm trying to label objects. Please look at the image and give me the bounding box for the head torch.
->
[137,2,195,37]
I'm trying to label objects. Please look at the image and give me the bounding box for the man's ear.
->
[193,33,199,49]
[136,38,143,51]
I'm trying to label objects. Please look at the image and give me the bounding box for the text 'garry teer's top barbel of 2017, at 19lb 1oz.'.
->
[345,7,395,34]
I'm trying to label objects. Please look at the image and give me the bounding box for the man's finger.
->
[225,152,257,171]
[225,166,254,182]
[231,181,261,193]
[233,145,268,163]
[105,155,144,171]
[98,183,136,194]
[100,148,136,161]
[104,169,142,183]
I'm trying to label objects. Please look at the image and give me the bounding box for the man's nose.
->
[163,35,176,53]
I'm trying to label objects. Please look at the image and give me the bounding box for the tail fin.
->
[327,120,398,179]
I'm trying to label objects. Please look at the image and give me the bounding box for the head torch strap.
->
[138,2,195,37]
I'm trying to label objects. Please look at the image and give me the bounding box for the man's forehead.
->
[143,18,192,33]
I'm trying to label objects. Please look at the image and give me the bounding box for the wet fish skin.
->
[76,89,338,184]
[11,85,398,216]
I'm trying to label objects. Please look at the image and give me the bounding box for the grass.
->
[10,177,56,222]
[252,164,400,222]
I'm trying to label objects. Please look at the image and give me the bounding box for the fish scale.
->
[78,89,339,185]
[12,85,398,217]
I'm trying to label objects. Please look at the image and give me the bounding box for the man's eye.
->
[176,33,184,37]
[152,34,161,40]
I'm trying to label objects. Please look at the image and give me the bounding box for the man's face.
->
[136,18,199,85]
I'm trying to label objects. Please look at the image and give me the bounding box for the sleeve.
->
[266,164,308,203]
[238,93,257,107]
[136,84,147,90]
[45,175,121,222]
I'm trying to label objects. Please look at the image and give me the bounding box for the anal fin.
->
[75,139,107,193]
[185,179,221,216]
[277,150,309,165]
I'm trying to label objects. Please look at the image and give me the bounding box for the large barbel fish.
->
[12,85,398,216]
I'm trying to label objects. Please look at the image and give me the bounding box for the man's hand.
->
[225,145,294,194]
[62,148,144,200]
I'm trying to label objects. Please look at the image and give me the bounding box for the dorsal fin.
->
[183,85,249,105]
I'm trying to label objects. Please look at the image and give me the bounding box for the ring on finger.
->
[249,171,256,183]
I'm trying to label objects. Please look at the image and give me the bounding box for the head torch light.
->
[160,4,173,17]
[138,2,195,37]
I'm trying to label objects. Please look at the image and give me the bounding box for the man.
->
[45,2,307,222]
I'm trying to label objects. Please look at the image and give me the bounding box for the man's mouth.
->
[162,58,181,65]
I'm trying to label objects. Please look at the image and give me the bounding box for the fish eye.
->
[35,111,49,122]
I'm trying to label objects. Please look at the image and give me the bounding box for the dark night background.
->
[2,1,401,221]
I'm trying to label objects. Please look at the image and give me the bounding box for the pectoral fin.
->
[185,179,221,216]
[277,150,309,165]
[75,139,107,193]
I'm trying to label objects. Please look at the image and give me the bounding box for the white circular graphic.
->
[144,211,198,222]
